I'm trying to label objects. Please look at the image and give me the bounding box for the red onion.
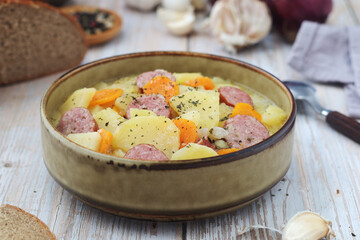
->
[262,0,333,42]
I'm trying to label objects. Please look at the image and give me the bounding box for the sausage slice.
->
[136,69,176,89]
[124,144,169,161]
[57,107,98,136]
[223,115,269,149]
[218,86,253,107]
[126,94,171,118]
[197,137,216,149]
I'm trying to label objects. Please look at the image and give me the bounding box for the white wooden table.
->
[1,0,359,239]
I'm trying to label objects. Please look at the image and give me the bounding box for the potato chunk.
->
[218,103,233,127]
[171,143,218,160]
[67,132,101,151]
[93,77,139,94]
[92,81,108,90]
[59,88,96,114]
[93,108,125,134]
[169,91,220,129]
[262,105,287,135]
[173,73,202,84]
[112,148,125,158]
[109,76,139,94]
[251,93,270,115]
[114,93,141,116]
[178,85,196,94]
[211,76,227,85]
[113,116,180,159]
[129,109,156,118]
[88,105,105,115]
[50,110,62,127]
[179,110,200,127]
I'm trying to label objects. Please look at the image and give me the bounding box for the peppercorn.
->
[72,10,114,35]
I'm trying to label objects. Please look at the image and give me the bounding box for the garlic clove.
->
[157,8,186,22]
[157,7,195,36]
[209,1,237,37]
[165,13,195,35]
[125,0,161,11]
[162,0,191,12]
[282,211,336,240]
[220,34,248,53]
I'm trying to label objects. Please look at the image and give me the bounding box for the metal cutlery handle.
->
[326,111,360,144]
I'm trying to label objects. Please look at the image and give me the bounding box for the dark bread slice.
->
[0,0,87,85]
[0,204,57,239]
[35,0,69,7]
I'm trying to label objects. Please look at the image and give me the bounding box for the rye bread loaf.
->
[0,0,87,85]
[0,204,56,239]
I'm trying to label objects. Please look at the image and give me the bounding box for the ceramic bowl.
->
[61,5,122,46]
[40,52,296,221]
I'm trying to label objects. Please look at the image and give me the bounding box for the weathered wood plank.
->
[0,0,182,239]
[328,0,358,25]
[346,0,360,23]
[185,0,360,239]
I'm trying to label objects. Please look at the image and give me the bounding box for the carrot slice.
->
[217,148,241,155]
[230,102,262,121]
[143,76,179,102]
[183,77,215,90]
[172,118,197,148]
[98,128,113,154]
[89,88,123,108]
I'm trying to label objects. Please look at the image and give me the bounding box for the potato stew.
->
[52,70,288,161]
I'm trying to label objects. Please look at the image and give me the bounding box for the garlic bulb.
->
[282,212,336,240]
[157,3,195,36]
[209,0,272,52]
[125,0,161,11]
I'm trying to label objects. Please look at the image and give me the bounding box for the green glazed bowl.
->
[40,52,296,221]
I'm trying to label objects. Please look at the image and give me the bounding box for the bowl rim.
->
[41,51,296,170]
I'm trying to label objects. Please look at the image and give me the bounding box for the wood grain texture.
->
[347,0,360,23]
[0,0,359,239]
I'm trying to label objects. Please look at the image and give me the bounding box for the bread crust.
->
[0,0,88,85]
[0,204,57,240]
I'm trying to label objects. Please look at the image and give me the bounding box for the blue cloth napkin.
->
[288,21,360,118]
